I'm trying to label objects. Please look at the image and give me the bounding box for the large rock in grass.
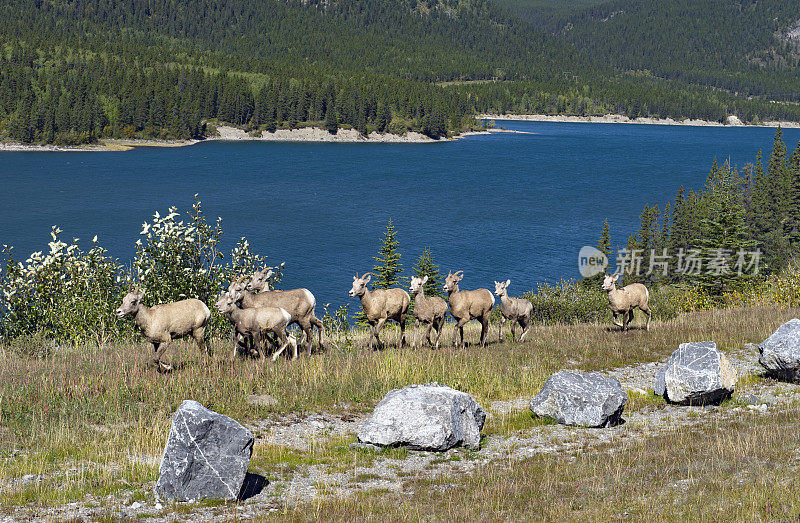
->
[529,371,627,427]
[654,341,737,405]
[156,400,254,502]
[357,383,486,451]
[758,319,800,382]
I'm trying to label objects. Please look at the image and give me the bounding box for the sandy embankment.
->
[212,125,440,143]
[479,113,800,128]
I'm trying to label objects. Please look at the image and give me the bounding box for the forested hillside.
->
[1,0,800,145]
[546,0,800,100]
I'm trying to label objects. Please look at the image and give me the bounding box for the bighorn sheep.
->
[215,291,298,361]
[228,268,324,355]
[494,279,532,342]
[349,272,410,350]
[409,275,448,348]
[601,274,651,331]
[116,288,211,371]
[443,271,494,348]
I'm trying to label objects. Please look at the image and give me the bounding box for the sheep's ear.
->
[363,274,371,283]
[612,274,619,282]
[422,275,428,284]
[353,275,358,281]
[505,279,511,287]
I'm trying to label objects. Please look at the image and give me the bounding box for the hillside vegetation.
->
[1,0,800,145]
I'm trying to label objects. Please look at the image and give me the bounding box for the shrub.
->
[1,197,274,344]
[0,228,125,344]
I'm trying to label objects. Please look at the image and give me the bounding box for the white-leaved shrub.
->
[1,196,277,345]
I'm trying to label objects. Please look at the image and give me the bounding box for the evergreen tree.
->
[412,248,443,297]
[584,218,612,286]
[324,102,338,135]
[597,218,612,259]
[371,219,404,289]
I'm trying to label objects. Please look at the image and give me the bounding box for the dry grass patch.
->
[284,407,800,521]
[0,306,797,507]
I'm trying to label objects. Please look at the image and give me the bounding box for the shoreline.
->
[0,125,461,152]
[479,113,800,128]
[5,112,798,152]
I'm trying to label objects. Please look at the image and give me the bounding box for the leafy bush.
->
[523,280,609,325]
[1,197,275,344]
[0,228,125,344]
[723,264,800,309]
[131,195,275,336]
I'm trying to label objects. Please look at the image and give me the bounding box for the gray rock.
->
[357,383,486,451]
[246,394,278,408]
[529,371,627,428]
[758,318,800,382]
[738,393,761,405]
[654,341,737,405]
[155,400,254,502]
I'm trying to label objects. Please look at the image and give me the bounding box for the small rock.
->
[246,394,279,407]
[758,319,800,382]
[747,404,768,413]
[155,400,254,502]
[529,371,627,428]
[130,502,142,510]
[738,393,760,405]
[654,341,737,405]
[357,383,486,451]
[155,502,163,510]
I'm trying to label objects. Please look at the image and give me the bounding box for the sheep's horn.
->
[361,272,375,278]
[453,270,463,277]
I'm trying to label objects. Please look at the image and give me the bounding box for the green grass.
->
[282,407,800,521]
[0,305,797,512]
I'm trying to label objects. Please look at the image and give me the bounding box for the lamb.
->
[349,272,410,350]
[443,270,494,348]
[228,268,324,355]
[215,290,298,361]
[115,288,211,371]
[601,273,651,331]
[494,279,532,342]
[409,275,448,349]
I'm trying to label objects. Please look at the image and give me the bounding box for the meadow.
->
[2,304,799,520]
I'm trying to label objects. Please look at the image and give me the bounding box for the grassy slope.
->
[1,306,798,515]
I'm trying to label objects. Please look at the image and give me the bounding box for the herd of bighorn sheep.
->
[116,268,651,370]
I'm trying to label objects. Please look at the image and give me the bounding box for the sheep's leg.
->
[622,310,631,332]
[499,316,505,343]
[374,318,387,350]
[193,326,211,357]
[611,312,623,328]
[519,317,531,342]
[253,331,265,359]
[433,318,444,349]
[272,329,296,361]
[399,314,407,349]
[480,315,490,348]
[510,320,517,342]
[425,322,435,347]
[412,319,420,348]
[152,341,172,371]
[366,323,375,350]
[640,305,652,331]
[298,319,314,356]
[454,318,468,348]
[310,315,324,349]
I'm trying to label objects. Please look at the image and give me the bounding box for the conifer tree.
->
[324,102,338,135]
[412,248,443,297]
[371,220,404,289]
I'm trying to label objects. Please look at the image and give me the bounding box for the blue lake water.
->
[2,120,799,310]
